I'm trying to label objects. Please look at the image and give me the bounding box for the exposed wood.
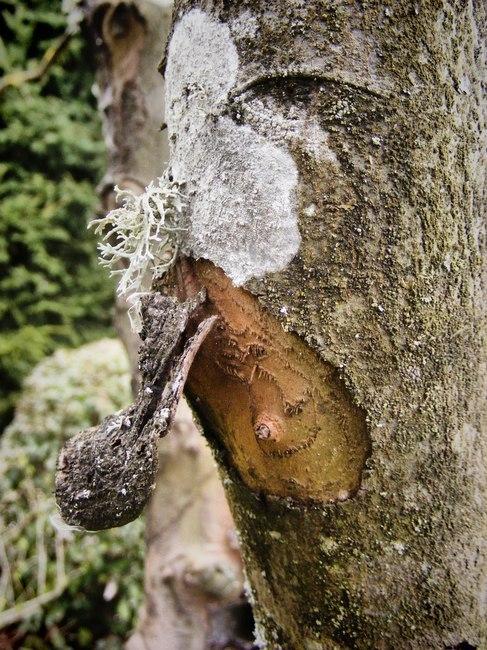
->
[181,260,370,503]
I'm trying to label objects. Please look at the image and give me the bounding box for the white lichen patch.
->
[165,9,300,285]
[165,9,238,120]
[242,94,339,164]
[230,10,259,40]
[269,530,282,540]
[185,117,299,285]
[391,541,406,555]
[304,204,317,217]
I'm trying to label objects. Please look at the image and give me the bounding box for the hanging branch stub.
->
[55,291,215,531]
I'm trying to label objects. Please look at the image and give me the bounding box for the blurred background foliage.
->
[0,0,114,429]
[0,340,144,649]
[0,1,145,647]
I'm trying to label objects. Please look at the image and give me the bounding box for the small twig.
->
[36,514,47,596]
[3,511,37,545]
[54,532,66,588]
[0,31,71,96]
[0,532,14,606]
[0,581,68,629]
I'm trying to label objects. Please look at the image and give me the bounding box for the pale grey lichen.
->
[230,11,259,41]
[243,95,341,165]
[183,117,299,285]
[89,173,186,330]
[165,9,301,286]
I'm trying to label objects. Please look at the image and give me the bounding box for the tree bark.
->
[85,2,247,647]
[163,1,487,648]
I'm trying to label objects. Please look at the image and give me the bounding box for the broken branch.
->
[55,292,216,531]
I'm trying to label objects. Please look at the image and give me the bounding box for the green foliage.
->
[0,339,144,648]
[0,0,113,428]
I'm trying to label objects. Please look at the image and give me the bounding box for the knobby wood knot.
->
[253,415,283,443]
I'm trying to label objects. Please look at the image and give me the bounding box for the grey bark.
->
[127,399,250,650]
[164,1,487,648]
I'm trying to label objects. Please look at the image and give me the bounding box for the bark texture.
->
[88,0,171,388]
[84,2,248,647]
[164,1,487,648]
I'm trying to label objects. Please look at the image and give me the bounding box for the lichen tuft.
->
[89,172,186,329]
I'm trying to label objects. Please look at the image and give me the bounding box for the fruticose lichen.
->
[89,173,186,329]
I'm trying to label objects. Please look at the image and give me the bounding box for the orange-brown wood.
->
[185,260,370,502]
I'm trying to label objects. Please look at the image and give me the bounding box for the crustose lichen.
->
[89,173,186,330]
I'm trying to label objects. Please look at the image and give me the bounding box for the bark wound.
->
[187,261,370,503]
[55,293,216,530]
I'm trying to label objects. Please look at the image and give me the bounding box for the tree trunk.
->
[86,3,247,647]
[163,1,487,647]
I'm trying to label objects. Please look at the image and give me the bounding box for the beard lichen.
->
[89,172,186,331]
